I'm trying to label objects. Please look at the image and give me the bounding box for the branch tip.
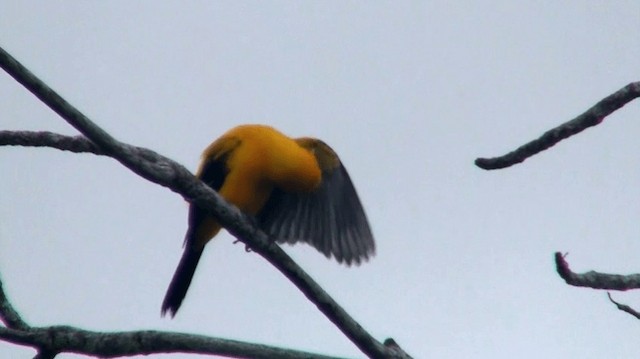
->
[476,81,640,170]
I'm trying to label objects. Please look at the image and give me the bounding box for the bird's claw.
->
[232,239,253,253]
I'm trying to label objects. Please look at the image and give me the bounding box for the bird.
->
[161,124,375,317]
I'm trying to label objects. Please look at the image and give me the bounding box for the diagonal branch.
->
[0,46,408,358]
[555,252,640,290]
[607,293,640,320]
[475,81,640,170]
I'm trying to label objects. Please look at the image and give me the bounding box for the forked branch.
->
[0,45,410,358]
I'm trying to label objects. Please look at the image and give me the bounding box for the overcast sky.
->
[1,2,640,358]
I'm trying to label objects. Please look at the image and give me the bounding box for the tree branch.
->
[0,130,105,155]
[0,326,346,359]
[0,276,28,331]
[607,293,640,320]
[0,46,409,358]
[0,277,342,359]
[555,252,640,290]
[475,81,640,170]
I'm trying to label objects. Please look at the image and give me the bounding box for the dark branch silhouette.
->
[0,130,104,155]
[0,46,410,358]
[476,80,640,320]
[0,279,28,331]
[476,81,640,170]
[0,278,342,359]
[607,293,640,320]
[555,253,640,290]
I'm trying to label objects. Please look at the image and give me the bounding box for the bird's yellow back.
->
[162,124,374,317]
[216,125,321,191]
[193,125,323,246]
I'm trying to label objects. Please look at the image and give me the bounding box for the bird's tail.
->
[161,245,204,317]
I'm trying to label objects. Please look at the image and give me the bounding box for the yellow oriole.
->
[161,124,375,317]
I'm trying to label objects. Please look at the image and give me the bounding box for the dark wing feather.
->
[258,159,375,265]
[184,138,238,246]
[185,159,225,241]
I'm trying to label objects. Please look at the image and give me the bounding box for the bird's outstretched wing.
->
[257,138,375,265]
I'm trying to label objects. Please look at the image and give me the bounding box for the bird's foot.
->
[232,239,253,252]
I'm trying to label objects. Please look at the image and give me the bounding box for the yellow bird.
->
[161,124,375,317]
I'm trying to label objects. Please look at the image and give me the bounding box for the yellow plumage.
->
[162,124,374,317]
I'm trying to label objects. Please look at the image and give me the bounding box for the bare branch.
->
[0,131,163,166]
[607,293,640,320]
[0,325,346,359]
[0,46,409,358]
[0,276,28,330]
[555,252,640,290]
[476,81,640,170]
[2,272,347,358]
[0,130,104,155]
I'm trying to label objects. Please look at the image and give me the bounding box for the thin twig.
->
[476,82,640,170]
[555,252,640,290]
[607,293,640,320]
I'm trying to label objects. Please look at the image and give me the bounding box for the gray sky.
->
[1,2,640,358]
